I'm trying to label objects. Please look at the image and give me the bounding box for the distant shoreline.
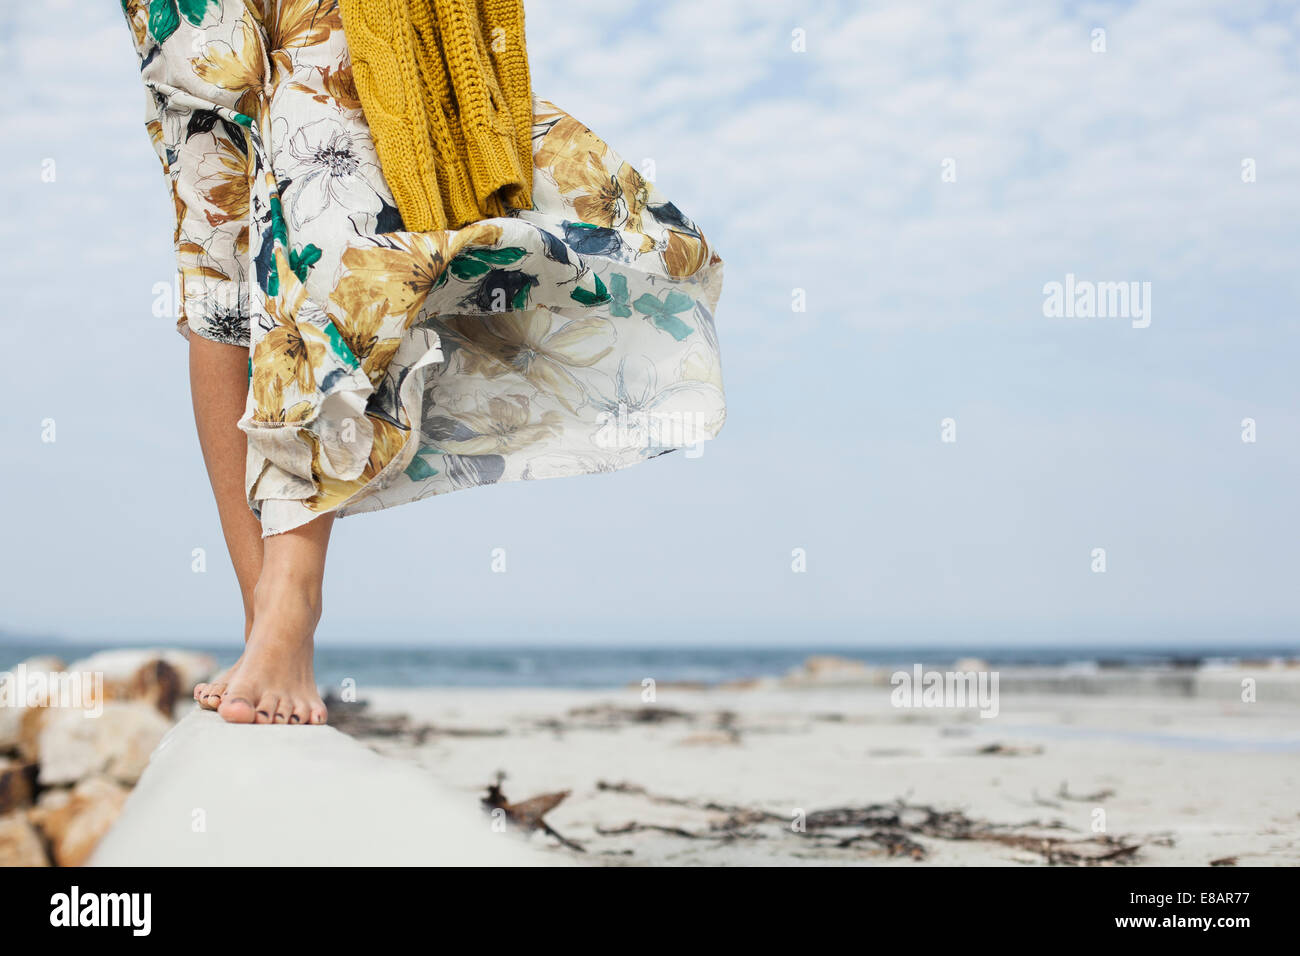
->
[3,640,1296,692]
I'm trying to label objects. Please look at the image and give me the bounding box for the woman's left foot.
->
[195,656,242,710]
[216,578,327,726]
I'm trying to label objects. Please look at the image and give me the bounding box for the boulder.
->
[16,706,46,763]
[66,648,216,696]
[0,655,66,752]
[784,655,884,686]
[0,759,37,814]
[36,701,172,787]
[126,658,183,716]
[30,776,129,867]
[0,812,49,867]
[66,649,216,716]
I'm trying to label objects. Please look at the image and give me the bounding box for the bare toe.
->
[254,694,279,724]
[308,703,328,725]
[201,681,229,711]
[217,691,257,724]
[273,702,292,724]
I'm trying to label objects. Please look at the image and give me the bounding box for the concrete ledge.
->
[88,710,560,866]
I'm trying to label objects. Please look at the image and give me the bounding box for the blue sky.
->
[0,0,1297,647]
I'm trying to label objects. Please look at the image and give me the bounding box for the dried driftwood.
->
[1056,781,1116,802]
[482,772,583,852]
[323,694,506,742]
[592,779,1148,865]
[975,742,1045,757]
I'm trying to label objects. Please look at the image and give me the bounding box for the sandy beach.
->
[4,650,1298,867]
[330,678,1300,866]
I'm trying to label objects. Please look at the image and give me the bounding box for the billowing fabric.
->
[122,0,725,536]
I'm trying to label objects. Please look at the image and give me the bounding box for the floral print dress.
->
[122,0,726,535]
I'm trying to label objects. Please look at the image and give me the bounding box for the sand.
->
[348,684,1300,866]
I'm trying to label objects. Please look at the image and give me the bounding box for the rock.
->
[0,655,66,752]
[36,701,172,787]
[30,776,128,867]
[0,706,25,755]
[64,648,216,717]
[0,759,37,814]
[719,676,780,691]
[784,655,884,686]
[125,658,183,716]
[35,787,70,813]
[16,707,47,763]
[67,648,216,696]
[2,655,65,679]
[0,812,49,866]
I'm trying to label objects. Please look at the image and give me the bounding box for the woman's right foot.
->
[216,573,327,726]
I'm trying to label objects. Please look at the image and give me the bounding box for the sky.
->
[0,0,1297,648]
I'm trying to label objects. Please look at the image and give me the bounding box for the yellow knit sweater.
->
[338,0,534,232]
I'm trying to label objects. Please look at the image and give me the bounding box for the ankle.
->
[252,572,324,624]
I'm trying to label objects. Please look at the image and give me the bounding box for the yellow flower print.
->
[534,111,608,177]
[123,0,149,58]
[248,399,316,426]
[534,114,622,221]
[534,110,653,249]
[662,229,708,279]
[333,296,400,386]
[170,181,187,244]
[251,260,326,414]
[289,63,362,112]
[194,133,252,233]
[332,235,447,329]
[192,13,266,97]
[332,224,502,327]
[251,321,323,414]
[267,0,343,80]
[616,162,651,226]
[305,414,408,512]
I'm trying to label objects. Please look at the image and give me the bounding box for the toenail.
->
[256,711,268,718]
[289,715,300,723]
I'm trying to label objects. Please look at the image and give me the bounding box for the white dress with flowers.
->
[122,0,726,535]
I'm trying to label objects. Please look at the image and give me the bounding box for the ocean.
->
[1,641,1295,689]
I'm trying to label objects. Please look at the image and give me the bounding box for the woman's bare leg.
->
[218,514,332,725]
[188,334,263,708]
